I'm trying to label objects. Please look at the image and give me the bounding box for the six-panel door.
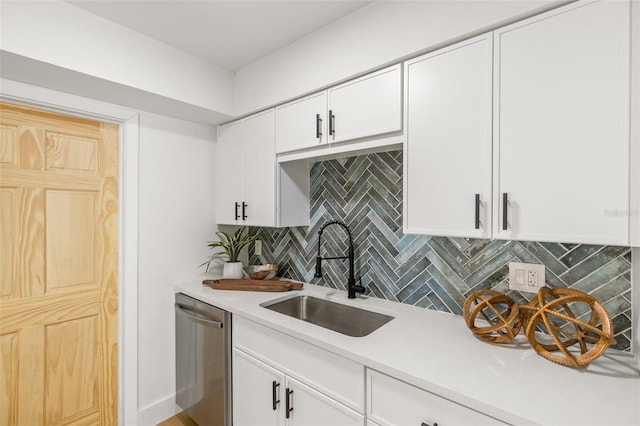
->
[0,103,118,425]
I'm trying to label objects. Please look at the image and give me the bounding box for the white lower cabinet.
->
[233,316,365,426]
[233,349,283,426]
[233,349,363,426]
[367,370,506,426]
[284,376,364,426]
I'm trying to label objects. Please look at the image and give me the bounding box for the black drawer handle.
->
[475,193,480,230]
[421,423,438,426]
[329,110,335,136]
[272,381,280,411]
[316,113,322,139]
[285,388,293,419]
[242,202,247,221]
[235,202,240,220]
[502,192,508,230]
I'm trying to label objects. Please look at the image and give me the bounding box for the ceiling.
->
[68,0,371,71]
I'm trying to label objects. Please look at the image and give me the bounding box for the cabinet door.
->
[493,0,630,244]
[217,120,244,225]
[367,370,505,426]
[404,34,493,238]
[243,109,277,226]
[285,376,364,426]
[276,92,327,153]
[328,64,402,143]
[233,349,285,426]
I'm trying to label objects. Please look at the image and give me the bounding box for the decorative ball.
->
[520,287,615,368]
[463,289,522,344]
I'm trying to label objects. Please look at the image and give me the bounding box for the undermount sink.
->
[261,295,394,337]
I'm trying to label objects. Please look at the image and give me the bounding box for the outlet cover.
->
[254,240,262,257]
[508,262,545,293]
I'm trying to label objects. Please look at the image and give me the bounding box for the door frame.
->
[1,78,140,425]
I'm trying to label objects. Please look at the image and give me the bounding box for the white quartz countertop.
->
[175,280,640,426]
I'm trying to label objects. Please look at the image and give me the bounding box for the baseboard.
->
[137,394,180,426]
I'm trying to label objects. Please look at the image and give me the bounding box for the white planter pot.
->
[222,261,244,279]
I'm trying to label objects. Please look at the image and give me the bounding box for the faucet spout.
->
[315,220,365,299]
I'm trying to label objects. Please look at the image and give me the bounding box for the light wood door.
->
[327,64,402,143]
[0,103,118,426]
[404,33,493,239]
[493,0,630,244]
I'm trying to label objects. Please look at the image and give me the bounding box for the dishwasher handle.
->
[175,304,224,328]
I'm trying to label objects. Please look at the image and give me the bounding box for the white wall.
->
[0,0,234,120]
[234,0,560,115]
[136,112,218,424]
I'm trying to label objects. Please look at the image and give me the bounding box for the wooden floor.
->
[157,411,198,426]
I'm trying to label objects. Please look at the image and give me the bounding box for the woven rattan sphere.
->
[520,287,615,368]
[463,289,521,344]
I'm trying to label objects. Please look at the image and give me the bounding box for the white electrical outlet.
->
[254,240,262,257]
[508,262,545,293]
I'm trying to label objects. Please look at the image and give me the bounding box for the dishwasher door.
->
[175,293,231,426]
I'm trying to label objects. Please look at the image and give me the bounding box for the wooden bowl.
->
[244,264,278,280]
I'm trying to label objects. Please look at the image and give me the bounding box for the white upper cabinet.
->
[243,110,278,226]
[403,0,632,245]
[404,33,493,239]
[275,64,403,159]
[275,92,327,154]
[493,0,630,245]
[217,109,309,227]
[217,119,246,225]
[328,64,402,144]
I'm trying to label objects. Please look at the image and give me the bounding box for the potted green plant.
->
[202,227,260,278]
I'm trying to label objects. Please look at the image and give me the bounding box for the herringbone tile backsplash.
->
[250,150,632,351]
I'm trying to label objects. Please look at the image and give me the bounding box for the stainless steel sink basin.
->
[261,295,394,337]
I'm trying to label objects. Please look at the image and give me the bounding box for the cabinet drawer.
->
[234,316,365,412]
[367,369,506,426]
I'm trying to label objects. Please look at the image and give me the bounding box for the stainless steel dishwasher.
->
[175,293,231,426]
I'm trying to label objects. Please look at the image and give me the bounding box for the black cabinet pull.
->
[502,192,508,230]
[421,423,438,426]
[234,202,240,220]
[329,109,335,136]
[316,113,322,139]
[475,193,480,230]
[242,202,247,221]
[285,388,293,419]
[272,381,280,411]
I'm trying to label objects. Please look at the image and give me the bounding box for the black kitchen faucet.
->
[314,220,365,299]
